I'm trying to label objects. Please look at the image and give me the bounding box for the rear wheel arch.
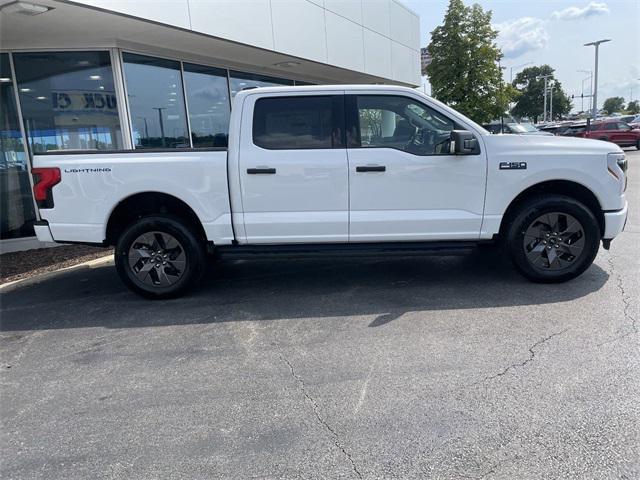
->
[105,192,207,246]
[498,180,604,239]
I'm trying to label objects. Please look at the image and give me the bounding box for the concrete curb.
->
[0,255,113,292]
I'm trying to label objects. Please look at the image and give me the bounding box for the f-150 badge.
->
[499,162,527,170]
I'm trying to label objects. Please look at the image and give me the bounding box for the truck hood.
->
[481,133,624,155]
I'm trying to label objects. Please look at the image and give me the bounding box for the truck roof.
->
[235,84,420,95]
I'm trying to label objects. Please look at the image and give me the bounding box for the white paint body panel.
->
[33,151,234,245]
[32,85,628,248]
[234,88,349,244]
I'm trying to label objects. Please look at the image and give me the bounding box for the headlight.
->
[607,152,627,192]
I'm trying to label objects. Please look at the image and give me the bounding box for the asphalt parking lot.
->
[1,149,638,480]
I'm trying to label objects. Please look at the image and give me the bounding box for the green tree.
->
[627,100,639,114]
[426,0,514,123]
[602,96,625,114]
[511,65,572,122]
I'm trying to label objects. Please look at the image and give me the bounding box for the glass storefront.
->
[123,53,190,149]
[13,51,123,152]
[183,63,230,148]
[0,48,300,242]
[0,53,36,240]
[229,71,294,98]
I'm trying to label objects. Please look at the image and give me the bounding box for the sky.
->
[404,0,640,112]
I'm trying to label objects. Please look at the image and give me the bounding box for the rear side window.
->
[252,96,344,150]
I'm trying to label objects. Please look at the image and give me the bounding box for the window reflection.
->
[183,63,230,148]
[0,53,36,239]
[123,53,189,149]
[229,71,293,98]
[13,51,123,152]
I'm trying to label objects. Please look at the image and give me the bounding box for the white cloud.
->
[551,2,610,21]
[495,17,549,59]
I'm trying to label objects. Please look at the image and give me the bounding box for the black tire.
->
[636,140,640,150]
[505,195,600,283]
[114,215,206,298]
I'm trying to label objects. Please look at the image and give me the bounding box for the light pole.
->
[549,82,555,121]
[510,61,532,84]
[538,74,552,123]
[152,107,166,147]
[584,39,611,119]
[578,69,592,113]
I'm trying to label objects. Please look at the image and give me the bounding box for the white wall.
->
[74,0,421,85]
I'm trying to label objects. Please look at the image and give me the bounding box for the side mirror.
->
[450,130,480,155]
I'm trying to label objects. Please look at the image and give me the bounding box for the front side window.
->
[351,95,455,155]
[183,63,230,148]
[0,53,36,239]
[253,96,344,150]
[229,71,293,98]
[123,53,189,149]
[13,51,123,152]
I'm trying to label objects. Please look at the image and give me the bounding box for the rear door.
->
[345,93,486,242]
[237,93,348,244]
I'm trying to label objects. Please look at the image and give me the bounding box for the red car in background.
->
[575,120,640,149]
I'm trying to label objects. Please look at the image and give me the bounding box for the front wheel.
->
[115,215,206,298]
[506,195,601,283]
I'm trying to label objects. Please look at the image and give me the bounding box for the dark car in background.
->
[538,123,573,136]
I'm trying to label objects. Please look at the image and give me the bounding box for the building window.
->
[12,51,123,152]
[253,96,344,150]
[229,71,293,98]
[123,53,190,149]
[183,63,230,148]
[0,53,36,239]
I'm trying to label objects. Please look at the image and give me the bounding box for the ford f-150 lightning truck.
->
[30,85,629,297]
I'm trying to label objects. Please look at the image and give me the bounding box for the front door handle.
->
[247,167,276,174]
[356,165,386,172]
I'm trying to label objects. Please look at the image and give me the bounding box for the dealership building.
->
[0,0,420,252]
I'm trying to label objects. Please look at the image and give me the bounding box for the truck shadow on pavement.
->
[0,250,609,331]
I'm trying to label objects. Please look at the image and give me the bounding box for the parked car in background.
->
[483,122,554,136]
[538,123,573,136]
[560,120,640,149]
[627,114,640,129]
[561,122,588,138]
[617,115,637,125]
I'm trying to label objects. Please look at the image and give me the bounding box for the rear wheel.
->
[115,215,206,298]
[506,195,600,283]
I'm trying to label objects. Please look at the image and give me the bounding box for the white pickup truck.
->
[31,85,628,297]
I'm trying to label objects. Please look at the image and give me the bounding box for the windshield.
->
[508,123,538,133]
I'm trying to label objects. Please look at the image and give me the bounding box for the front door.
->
[346,94,486,242]
[238,94,348,244]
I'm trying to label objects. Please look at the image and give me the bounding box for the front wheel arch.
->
[498,180,604,241]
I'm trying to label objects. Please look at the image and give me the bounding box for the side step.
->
[216,241,478,260]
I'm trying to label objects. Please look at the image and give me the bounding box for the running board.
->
[216,241,478,259]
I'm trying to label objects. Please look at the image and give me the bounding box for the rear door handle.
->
[356,165,386,172]
[247,167,276,174]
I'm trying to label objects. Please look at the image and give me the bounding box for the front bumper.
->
[33,221,55,243]
[603,201,628,239]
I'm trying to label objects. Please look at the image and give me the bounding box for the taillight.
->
[32,167,61,208]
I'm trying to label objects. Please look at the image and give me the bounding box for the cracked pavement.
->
[1,149,638,479]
